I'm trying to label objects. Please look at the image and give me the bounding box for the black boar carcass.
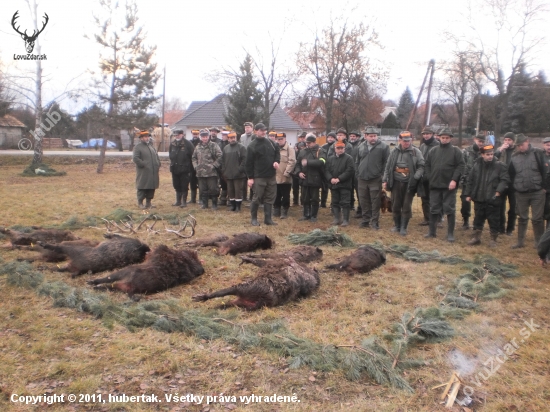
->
[38,239,99,262]
[181,234,229,247]
[192,257,319,310]
[88,245,204,296]
[1,227,78,248]
[216,233,273,256]
[326,245,386,274]
[239,246,323,267]
[39,233,150,277]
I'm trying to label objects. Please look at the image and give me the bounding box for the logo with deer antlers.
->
[11,10,49,54]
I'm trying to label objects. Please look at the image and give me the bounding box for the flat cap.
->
[174,129,184,135]
[243,122,254,127]
[306,134,317,143]
[199,129,210,136]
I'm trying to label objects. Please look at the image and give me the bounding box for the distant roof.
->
[0,115,26,128]
[174,94,300,130]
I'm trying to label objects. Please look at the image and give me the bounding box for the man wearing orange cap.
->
[324,141,354,226]
[221,132,247,212]
[132,130,160,209]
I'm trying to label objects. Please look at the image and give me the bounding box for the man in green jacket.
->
[460,133,486,229]
[324,141,355,226]
[423,128,465,242]
[418,126,440,225]
[222,132,247,212]
[133,130,161,209]
[543,137,550,230]
[495,132,517,235]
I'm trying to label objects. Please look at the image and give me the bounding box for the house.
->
[173,94,301,146]
[0,115,26,149]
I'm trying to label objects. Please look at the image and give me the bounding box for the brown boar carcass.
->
[1,227,78,248]
[216,233,273,256]
[326,245,386,274]
[39,233,150,277]
[192,257,319,310]
[239,246,323,267]
[88,245,204,296]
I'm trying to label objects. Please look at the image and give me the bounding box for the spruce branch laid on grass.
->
[287,227,355,247]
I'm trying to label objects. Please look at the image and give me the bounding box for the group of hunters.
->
[131,123,550,265]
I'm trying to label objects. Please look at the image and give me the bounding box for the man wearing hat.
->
[356,126,390,230]
[240,122,255,147]
[209,127,222,145]
[245,123,281,226]
[508,134,547,248]
[319,132,337,208]
[348,130,363,217]
[192,129,223,210]
[382,131,425,236]
[464,144,510,247]
[189,129,201,204]
[168,130,195,208]
[543,137,550,230]
[268,130,277,142]
[295,133,326,222]
[495,132,517,234]
[418,126,440,225]
[218,131,231,207]
[327,128,353,157]
[460,133,487,230]
[132,130,161,209]
[423,128,465,241]
[274,132,296,219]
[221,132,247,212]
[293,132,308,206]
[325,140,357,226]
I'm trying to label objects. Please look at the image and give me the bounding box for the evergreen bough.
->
[288,227,355,247]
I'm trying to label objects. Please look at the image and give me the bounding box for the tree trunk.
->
[97,38,117,174]
[30,0,43,166]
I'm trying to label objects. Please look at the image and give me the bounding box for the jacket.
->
[276,142,297,184]
[508,146,546,193]
[324,153,355,190]
[295,144,326,187]
[192,141,222,178]
[221,142,247,179]
[133,141,160,189]
[356,139,390,181]
[464,157,510,202]
[383,144,425,192]
[245,137,281,179]
[168,138,194,175]
[424,143,465,189]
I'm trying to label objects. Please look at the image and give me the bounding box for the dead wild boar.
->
[88,245,204,296]
[181,233,229,247]
[216,233,274,256]
[239,246,323,267]
[37,239,99,262]
[326,245,386,274]
[192,257,319,310]
[0,227,78,248]
[39,233,150,277]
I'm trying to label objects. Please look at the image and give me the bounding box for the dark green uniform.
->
[133,140,160,207]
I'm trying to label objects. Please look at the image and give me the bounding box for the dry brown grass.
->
[0,156,549,411]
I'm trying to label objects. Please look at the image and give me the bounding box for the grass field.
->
[0,155,548,412]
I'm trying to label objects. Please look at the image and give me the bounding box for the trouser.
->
[358,176,382,224]
[499,188,517,233]
[302,186,320,207]
[227,178,245,200]
[544,192,550,221]
[391,180,415,219]
[292,175,301,204]
[330,188,351,209]
[473,199,502,234]
[198,176,219,200]
[321,187,328,206]
[171,172,190,196]
[219,175,227,203]
[429,188,457,216]
[242,179,249,201]
[137,189,155,201]
[190,169,198,193]
[515,189,545,228]
[460,193,471,219]
[420,179,431,221]
[251,176,277,205]
[274,183,292,209]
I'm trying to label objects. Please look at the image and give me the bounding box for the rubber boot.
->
[145,199,156,209]
[264,204,278,226]
[235,201,242,212]
[371,221,380,230]
[420,201,430,225]
[331,207,342,225]
[546,220,550,231]
[310,203,319,222]
[489,232,498,248]
[250,202,260,226]
[425,214,438,238]
[230,200,236,211]
[320,190,327,208]
[468,229,482,246]
[447,214,456,243]
[511,221,527,249]
[391,216,401,232]
[172,192,182,206]
[533,221,545,247]
[438,214,444,228]
[400,217,410,236]
[273,207,281,218]
[355,206,362,219]
[280,207,289,219]
[180,191,188,208]
[190,190,197,204]
[211,197,218,211]
[299,205,311,221]
[200,196,209,209]
[137,197,145,209]
[462,217,470,230]
[341,208,350,227]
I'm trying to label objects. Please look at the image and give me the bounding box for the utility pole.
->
[161,66,166,151]
[406,59,435,131]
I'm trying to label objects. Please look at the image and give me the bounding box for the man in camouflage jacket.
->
[192,129,222,210]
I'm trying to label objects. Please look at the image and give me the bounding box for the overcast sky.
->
[1,0,548,114]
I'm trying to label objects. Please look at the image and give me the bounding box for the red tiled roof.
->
[0,115,26,128]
